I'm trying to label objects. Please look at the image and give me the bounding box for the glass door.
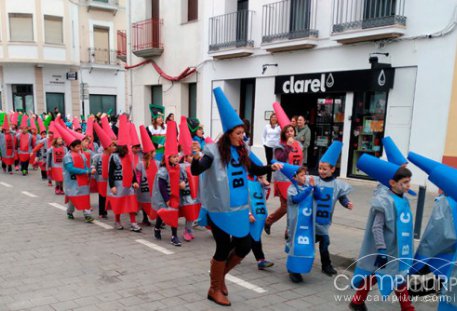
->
[46,93,65,116]
[314,94,345,175]
[348,91,388,178]
[12,84,34,113]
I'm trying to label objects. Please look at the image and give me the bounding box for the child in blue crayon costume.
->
[350,154,415,311]
[314,141,353,276]
[285,164,321,283]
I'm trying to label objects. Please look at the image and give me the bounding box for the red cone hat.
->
[139,125,155,153]
[20,114,29,129]
[94,122,112,149]
[10,112,18,126]
[48,122,60,138]
[72,117,81,130]
[117,114,130,146]
[54,122,76,146]
[179,116,193,156]
[101,116,117,140]
[85,117,94,138]
[30,116,37,131]
[165,120,178,157]
[130,123,141,146]
[37,117,46,133]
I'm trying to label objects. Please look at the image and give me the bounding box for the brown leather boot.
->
[208,259,231,306]
[221,251,243,296]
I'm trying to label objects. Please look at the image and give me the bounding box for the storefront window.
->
[314,95,345,174]
[348,91,387,178]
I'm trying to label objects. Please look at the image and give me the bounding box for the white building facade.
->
[127,0,457,188]
[197,0,457,188]
[0,0,127,118]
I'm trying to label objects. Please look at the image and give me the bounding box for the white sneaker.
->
[130,223,142,232]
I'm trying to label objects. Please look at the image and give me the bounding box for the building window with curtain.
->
[9,13,34,42]
[188,0,198,21]
[44,15,63,44]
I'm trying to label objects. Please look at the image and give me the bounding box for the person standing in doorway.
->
[262,113,280,183]
[295,115,311,166]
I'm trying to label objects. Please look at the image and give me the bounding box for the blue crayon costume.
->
[314,141,352,275]
[351,154,414,310]
[278,162,321,282]
[406,152,457,311]
[191,87,274,306]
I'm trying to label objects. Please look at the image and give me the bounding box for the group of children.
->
[1,98,457,310]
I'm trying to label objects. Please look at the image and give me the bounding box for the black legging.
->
[98,195,107,216]
[264,145,274,182]
[250,237,265,261]
[155,216,177,236]
[208,216,251,261]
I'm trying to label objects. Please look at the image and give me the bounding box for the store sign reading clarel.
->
[275,68,395,94]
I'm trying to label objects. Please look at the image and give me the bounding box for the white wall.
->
[196,0,457,189]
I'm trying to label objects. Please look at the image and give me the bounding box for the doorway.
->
[46,92,65,115]
[281,92,345,175]
[12,84,34,113]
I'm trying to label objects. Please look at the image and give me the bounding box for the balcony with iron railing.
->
[331,0,406,44]
[208,10,255,59]
[86,0,119,14]
[132,18,163,58]
[88,48,119,66]
[117,30,126,61]
[261,0,319,52]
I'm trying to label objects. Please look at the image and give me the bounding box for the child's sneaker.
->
[130,223,142,232]
[170,236,182,247]
[15,165,19,171]
[55,187,59,195]
[154,228,161,240]
[84,215,94,223]
[183,229,192,242]
[257,260,274,270]
[67,213,74,220]
[99,214,108,219]
[22,170,27,176]
[48,181,53,186]
[114,222,124,230]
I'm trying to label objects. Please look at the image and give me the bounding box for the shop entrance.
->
[281,92,345,176]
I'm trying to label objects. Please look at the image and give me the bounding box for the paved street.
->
[0,170,440,311]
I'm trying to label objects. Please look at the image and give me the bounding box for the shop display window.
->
[348,91,387,178]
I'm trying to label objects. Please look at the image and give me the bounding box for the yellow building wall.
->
[443,43,457,168]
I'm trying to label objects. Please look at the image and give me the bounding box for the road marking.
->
[22,191,37,198]
[225,274,267,293]
[135,239,174,255]
[93,220,113,229]
[49,202,67,211]
[0,182,12,188]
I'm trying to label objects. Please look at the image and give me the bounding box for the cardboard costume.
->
[197,87,250,237]
[353,154,413,297]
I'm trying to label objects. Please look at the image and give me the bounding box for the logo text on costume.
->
[282,74,331,94]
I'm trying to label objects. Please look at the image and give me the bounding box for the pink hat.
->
[273,102,290,128]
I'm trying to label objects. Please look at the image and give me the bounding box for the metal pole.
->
[414,185,427,239]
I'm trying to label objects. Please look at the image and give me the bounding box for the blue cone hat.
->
[408,151,457,202]
[429,164,457,202]
[273,160,301,183]
[320,141,342,166]
[407,152,441,175]
[213,87,244,133]
[383,136,407,166]
[249,152,264,166]
[357,154,400,188]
